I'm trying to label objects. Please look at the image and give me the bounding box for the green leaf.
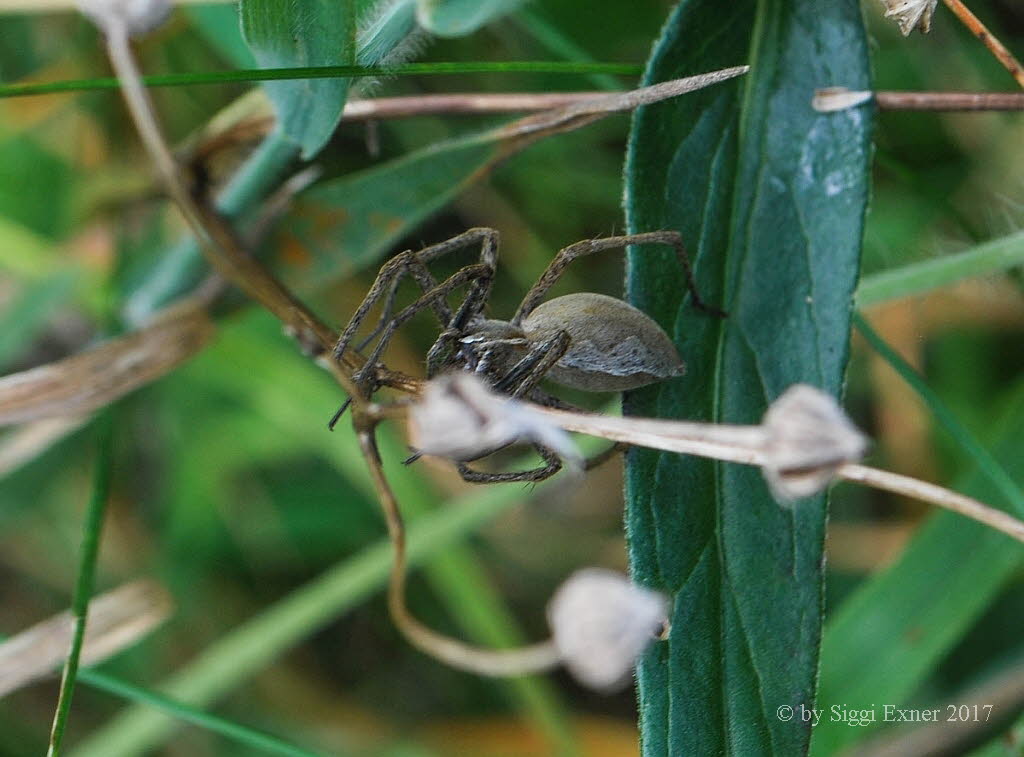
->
[623,1,871,755]
[416,0,522,37]
[856,229,1024,307]
[278,133,501,291]
[240,0,356,159]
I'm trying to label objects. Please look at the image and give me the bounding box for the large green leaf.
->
[623,1,871,755]
[240,0,356,159]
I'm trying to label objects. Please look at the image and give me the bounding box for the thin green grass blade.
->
[857,230,1024,307]
[0,62,645,100]
[46,412,114,757]
[77,670,327,757]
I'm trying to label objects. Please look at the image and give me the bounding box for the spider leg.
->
[492,330,571,398]
[510,230,724,326]
[353,263,495,391]
[334,227,501,363]
[455,444,563,484]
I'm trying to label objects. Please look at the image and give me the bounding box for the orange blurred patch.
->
[420,714,640,757]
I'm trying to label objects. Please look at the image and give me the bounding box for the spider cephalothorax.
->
[332,228,721,482]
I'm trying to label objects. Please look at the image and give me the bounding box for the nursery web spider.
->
[331,228,722,483]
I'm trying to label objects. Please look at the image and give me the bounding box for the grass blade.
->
[0,62,645,100]
[77,670,328,757]
[857,230,1024,307]
[46,412,114,756]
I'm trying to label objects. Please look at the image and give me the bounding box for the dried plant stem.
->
[347,89,1024,117]
[836,464,1024,542]
[942,0,1024,89]
[356,418,560,676]
[875,90,1024,110]
[528,405,1024,545]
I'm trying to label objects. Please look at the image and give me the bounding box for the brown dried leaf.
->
[0,303,213,426]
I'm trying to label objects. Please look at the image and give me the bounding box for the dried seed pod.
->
[407,372,581,467]
[877,0,938,35]
[761,384,868,502]
[546,568,669,691]
[77,0,171,36]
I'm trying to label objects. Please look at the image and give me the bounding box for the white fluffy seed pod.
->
[407,372,581,469]
[546,568,668,691]
[761,384,868,502]
[877,0,938,35]
[77,0,172,36]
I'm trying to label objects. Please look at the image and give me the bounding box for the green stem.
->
[46,412,115,757]
[0,61,644,100]
[853,312,1024,515]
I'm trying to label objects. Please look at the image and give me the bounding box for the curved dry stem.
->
[355,415,561,677]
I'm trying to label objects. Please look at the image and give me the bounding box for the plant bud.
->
[761,384,868,502]
[812,88,873,113]
[546,568,668,691]
[407,373,581,469]
[77,0,172,36]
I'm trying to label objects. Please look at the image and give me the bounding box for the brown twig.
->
[942,0,1024,90]
[355,410,561,676]
[876,90,1024,110]
[814,88,1024,112]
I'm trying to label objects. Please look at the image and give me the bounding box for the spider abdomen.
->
[520,293,685,392]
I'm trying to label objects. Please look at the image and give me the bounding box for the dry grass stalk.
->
[0,580,172,697]
[0,303,213,426]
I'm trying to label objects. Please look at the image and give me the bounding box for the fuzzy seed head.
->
[408,373,581,468]
[877,0,938,35]
[546,568,668,691]
[761,384,868,502]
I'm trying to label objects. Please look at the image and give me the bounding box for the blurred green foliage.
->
[0,1,1021,756]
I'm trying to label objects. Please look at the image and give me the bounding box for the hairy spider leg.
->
[328,230,501,428]
[447,331,571,484]
[355,228,501,351]
[510,230,724,326]
[353,263,495,391]
[456,444,563,484]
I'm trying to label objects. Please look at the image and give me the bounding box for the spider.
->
[330,228,722,483]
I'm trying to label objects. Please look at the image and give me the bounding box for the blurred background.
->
[0,1,1022,755]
